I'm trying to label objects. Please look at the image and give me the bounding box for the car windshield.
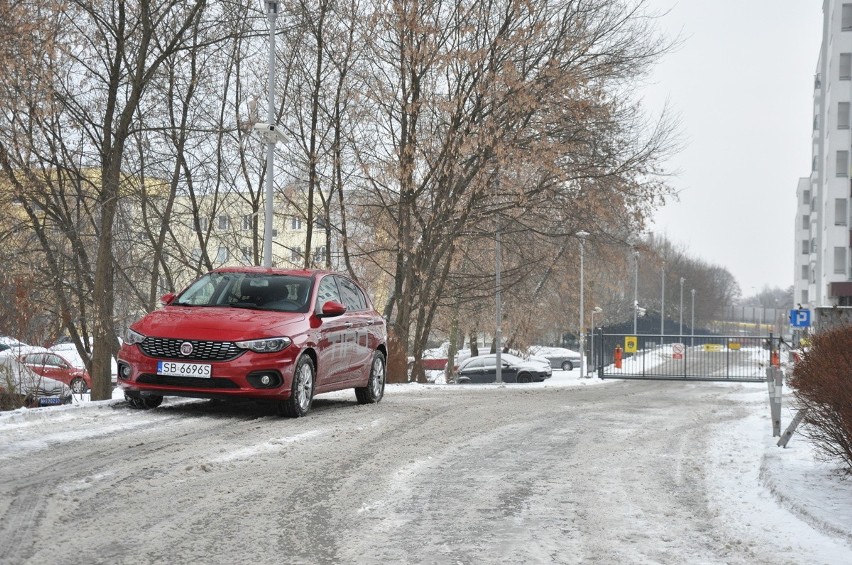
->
[174,273,313,313]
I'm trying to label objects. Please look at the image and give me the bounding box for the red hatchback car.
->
[117,267,387,417]
[19,352,92,394]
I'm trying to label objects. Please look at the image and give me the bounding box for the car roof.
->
[211,266,339,278]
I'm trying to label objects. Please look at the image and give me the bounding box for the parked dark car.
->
[117,267,387,417]
[19,352,92,394]
[455,353,552,384]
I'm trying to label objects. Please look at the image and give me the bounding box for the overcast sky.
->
[639,1,823,297]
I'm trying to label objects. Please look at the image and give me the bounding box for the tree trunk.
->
[386,322,409,384]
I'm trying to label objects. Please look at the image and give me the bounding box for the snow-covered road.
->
[1,379,850,564]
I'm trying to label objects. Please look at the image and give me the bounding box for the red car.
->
[117,267,387,417]
[18,352,92,394]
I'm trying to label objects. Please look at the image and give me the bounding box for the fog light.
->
[120,364,132,379]
[260,375,271,385]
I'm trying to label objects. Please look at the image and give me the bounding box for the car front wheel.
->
[125,392,163,409]
[70,377,88,394]
[356,351,386,405]
[278,355,314,418]
[561,360,573,371]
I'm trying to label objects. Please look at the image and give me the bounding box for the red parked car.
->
[18,352,92,394]
[117,267,387,417]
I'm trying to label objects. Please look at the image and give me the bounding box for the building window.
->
[801,240,809,254]
[803,190,810,204]
[216,246,229,263]
[315,245,326,264]
[802,214,810,229]
[834,246,847,274]
[198,217,208,232]
[218,215,230,230]
[801,265,809,280]
[836,198,848,225]
[814,114,819,131]
[241,214,252,231]
[241,246,252,262]
[843,4,852,30]
[291,217,302,230]
[838,150,849,177]
[812,238,817,253]
[840,102,851,129]
[841,53,852,80]
[290,246,302,262]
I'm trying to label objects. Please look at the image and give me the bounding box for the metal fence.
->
[593,332,782,383]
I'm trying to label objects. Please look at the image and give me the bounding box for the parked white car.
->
[0,354,73,408]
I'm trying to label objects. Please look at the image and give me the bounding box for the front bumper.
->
[117,344,298,401]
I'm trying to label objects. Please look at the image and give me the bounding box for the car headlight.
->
[125,328,146,345]
[235,337,292,353]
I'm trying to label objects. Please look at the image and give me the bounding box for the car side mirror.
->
[318,300,347,317]
[160,292,176,305]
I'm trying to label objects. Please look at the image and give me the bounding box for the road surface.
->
[0,380,847,564]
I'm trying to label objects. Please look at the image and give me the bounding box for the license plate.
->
[156,361,212,378]
[38,396,62,406]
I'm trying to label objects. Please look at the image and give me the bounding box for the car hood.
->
[131,306,309,341]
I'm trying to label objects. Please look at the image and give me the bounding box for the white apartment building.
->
[795,1,852,308]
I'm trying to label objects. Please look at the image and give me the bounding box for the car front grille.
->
[137,374,240,389]
[140,338,243,362]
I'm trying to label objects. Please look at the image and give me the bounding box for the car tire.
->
[70,377,88,394]
[125,392,163,409]
[356,351,385,405]
[278,355,314,418]
[517,373,532,384]
[456,377,471,384]
[561,361,573,371]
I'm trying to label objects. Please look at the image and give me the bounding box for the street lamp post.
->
[633,249,640,334]
[577,231,589,377]
[591,306,602,377]
[255,1,281,268]
[495,212,502,384]
[691,288,696,346]
[660,260,665,345]
[679,277,685,337]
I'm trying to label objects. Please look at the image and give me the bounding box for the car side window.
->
[315,276,341,311]
[46,354,63,367]
[465,358,482,369]
[336,276,366,311]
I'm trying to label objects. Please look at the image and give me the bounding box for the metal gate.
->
[593,332,783,383]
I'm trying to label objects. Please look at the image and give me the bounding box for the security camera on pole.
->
[254,1,282,268]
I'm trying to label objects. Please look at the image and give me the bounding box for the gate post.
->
[766,366,783,437]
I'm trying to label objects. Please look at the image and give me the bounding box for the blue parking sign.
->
[789,309,811,328]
